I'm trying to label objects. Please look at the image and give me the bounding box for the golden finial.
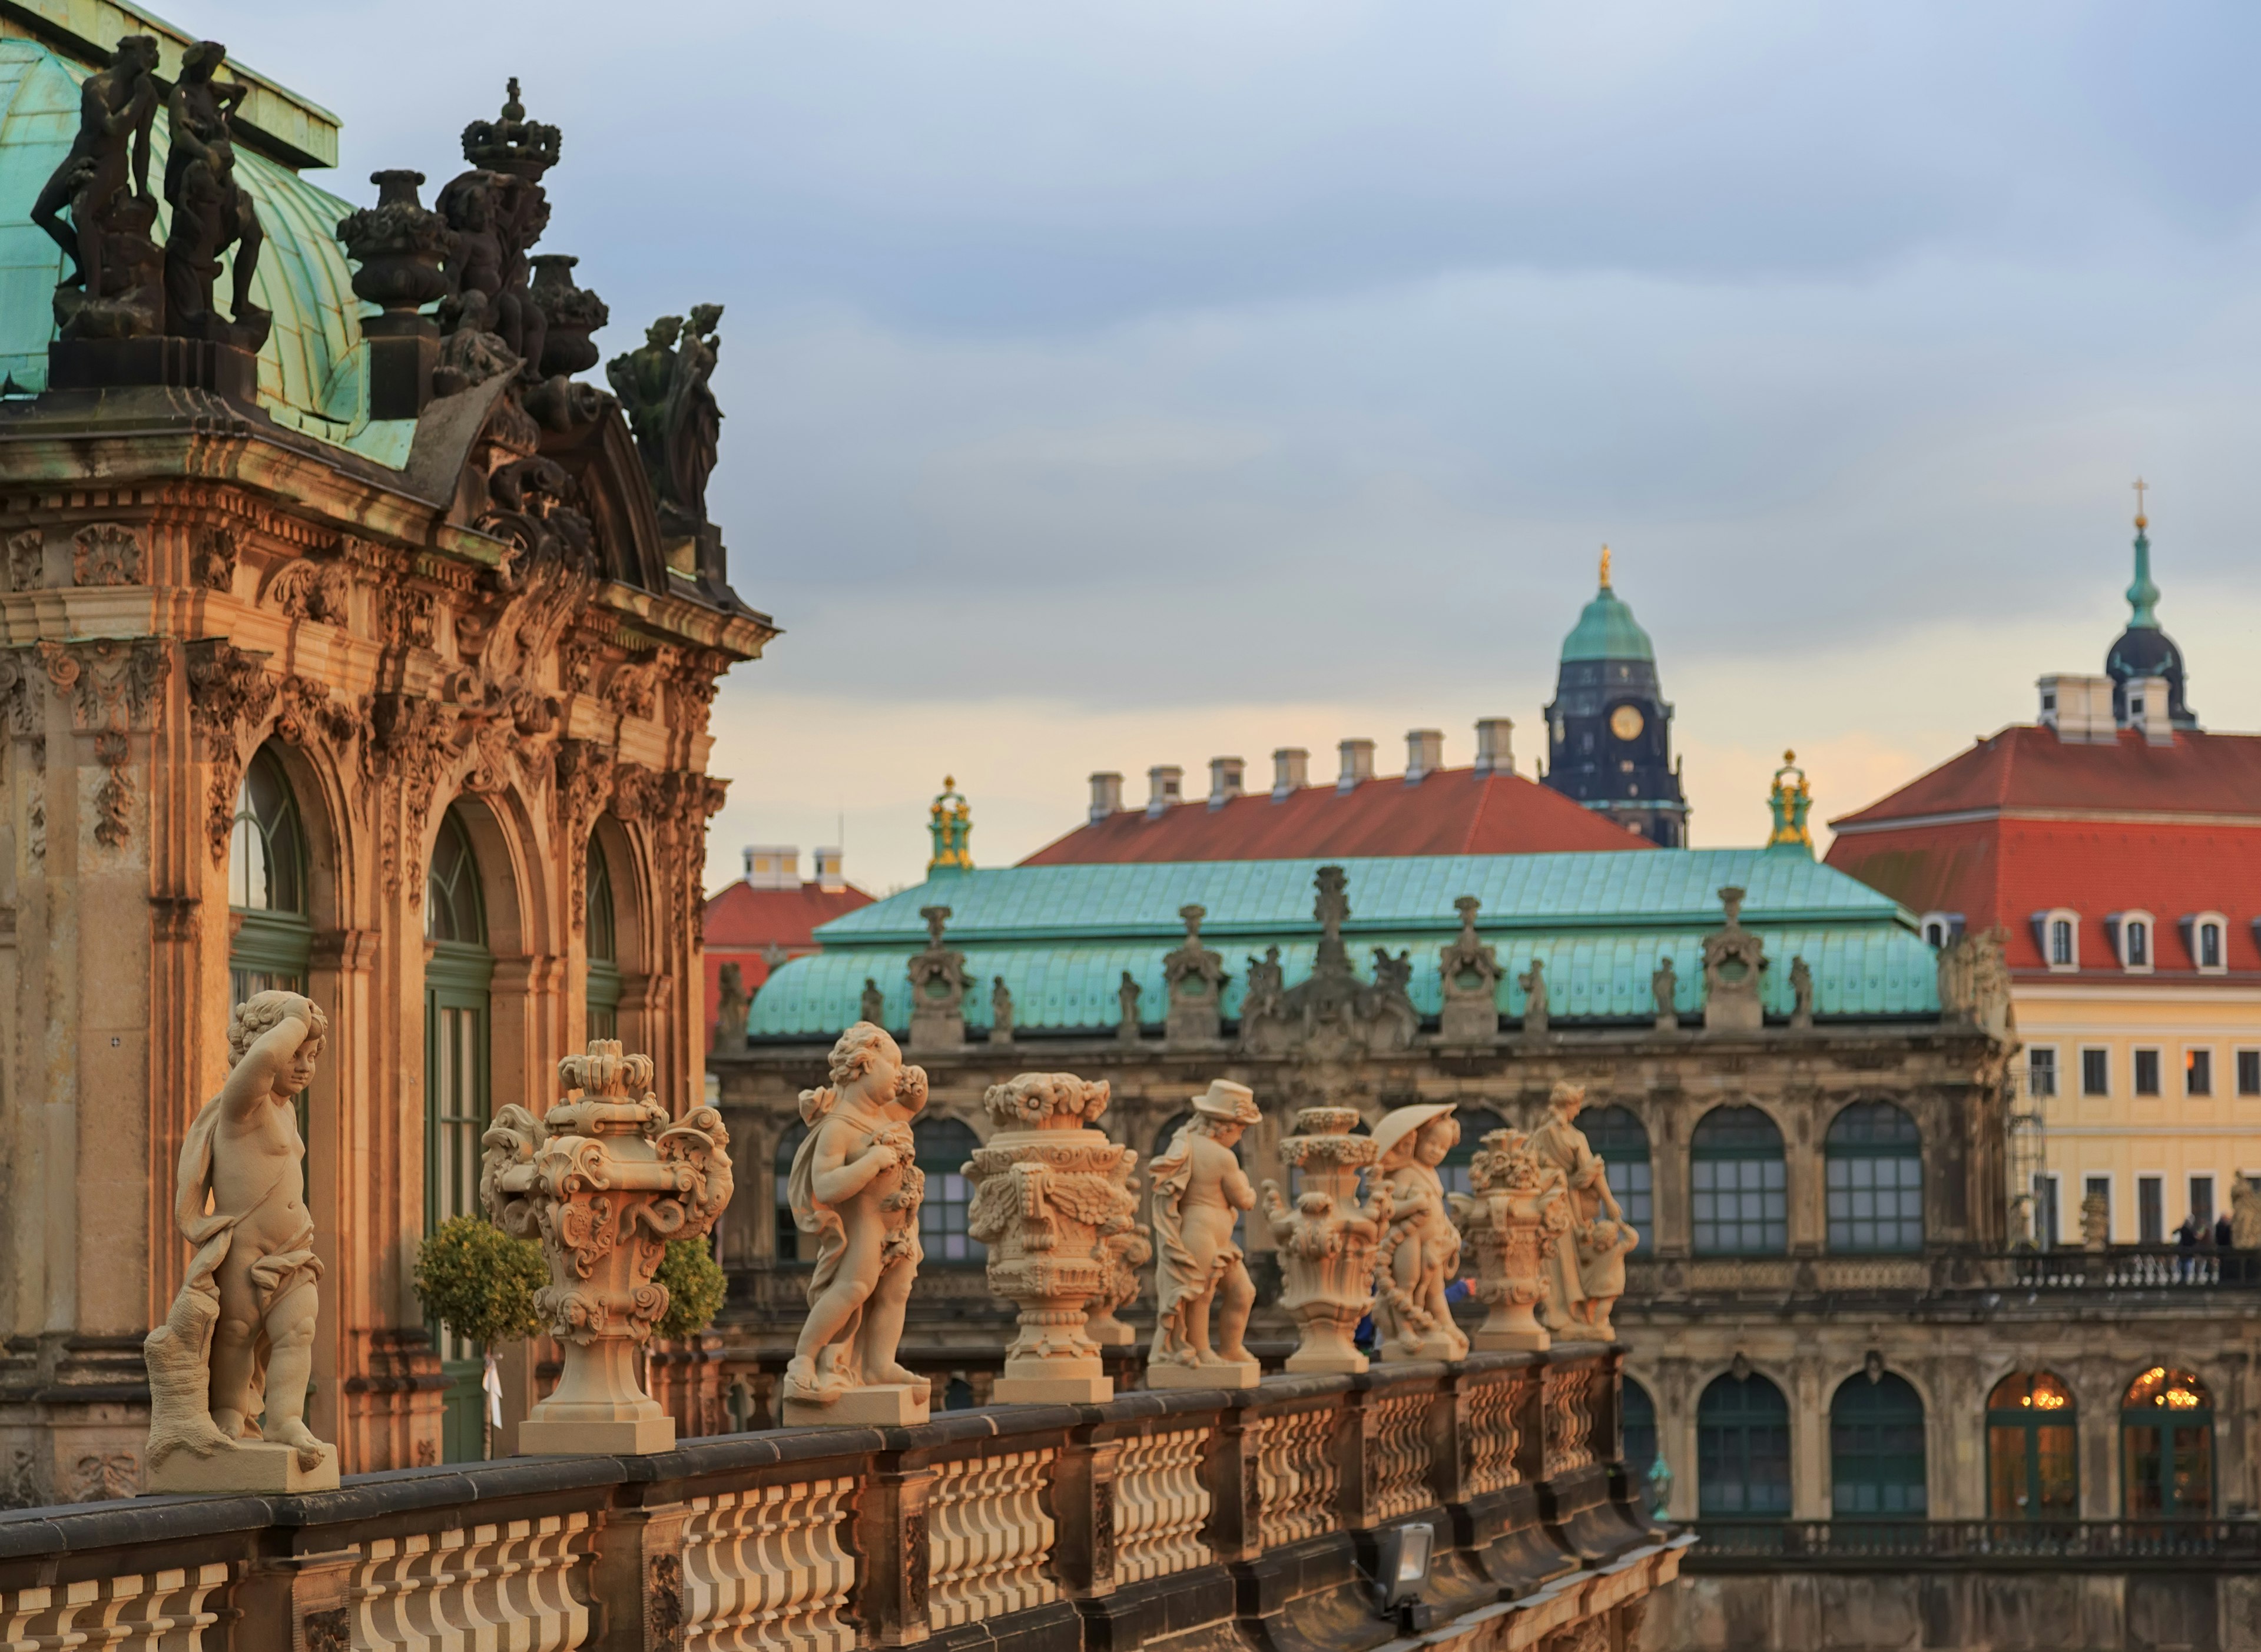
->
[2133,477,2148,531]
[1783,748,1795,764]
[1599,544,1612,589]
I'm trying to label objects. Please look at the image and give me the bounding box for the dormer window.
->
[1919,911,1965,948]
[2106,911,2156,975]
[2182,912,2228,975]
[2034,909,2080,972]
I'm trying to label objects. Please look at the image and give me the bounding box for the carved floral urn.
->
[1448,1129,1563,1353]
[1258,1107,1393,1373]
[335,170,455,314]
[964,1072,1140,1403]
[482,1040,734,1454]
[530,254,610,377]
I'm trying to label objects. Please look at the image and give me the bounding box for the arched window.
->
[1622,1375,1659,1491]
[1697,1371,1791,1518]
[1987,1371,2077,1521]
[916,1117,983,1265]
[423,807,492,1462]
[2121,1367,2213,1520]
[228,746,311,1006]
[774,1120,808,1262]
[1690,1107,1786,1256]
[1825,1102,1924,1253]
[585,835,621,1041]
[1831,1372,1927,1516]
[1439,1107,1508,1199]
[1583,1106,1653,1251]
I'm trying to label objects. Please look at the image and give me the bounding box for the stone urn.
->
[1259,1106,1393,1373]
[531,254,610,377]
[1085,1162,1152,1348]
[335,170,454,313]
[964,1072,1139,1404]
[482,1040,734,1454]
[1448,1129,1562,1352]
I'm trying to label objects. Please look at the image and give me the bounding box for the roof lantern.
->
[2103,480,2198,731]
[927,777,973,873]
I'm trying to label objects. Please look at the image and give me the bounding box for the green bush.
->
[654,1237,727,1339]
[413,1215,546,1348]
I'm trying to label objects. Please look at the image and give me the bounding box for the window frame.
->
[2184,911,2228,975]
[914,1116,986,1266]
[1822,1102,1924,1255]
[2133,1048,2162,1098]
[227,747,313,1010]
[2037,908,2080,972]
[2107,910,2157,975]
[2083,1174,2112,1243]
[2026,1047,2057,1100]
[2137,1175,2165,1245]
[2119,1368,2214,1520]
[2186,1047,2213,1098]
[1696,1371,1793,1519]
[2031,1171,2061,1249]
[2238,1050,2261,1099]
[1689,1106,1789,1258]
[1987,1371,2078,1521]
[1829,1371,1928,1517]
[2080,1048,2110,1098]
[585,834,622,1042]
[1582,1104,1655,1254]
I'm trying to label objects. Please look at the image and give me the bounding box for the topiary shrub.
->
[654,1236,727,1339]
[413,1215,547,1348]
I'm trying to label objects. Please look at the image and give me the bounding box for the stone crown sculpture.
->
[1148,1079,1263,1388]
[1261,1107,1393,1374]
[144,991,337,1493]
[481,1039,734,1454]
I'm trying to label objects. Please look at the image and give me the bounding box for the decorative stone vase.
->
[335,170,454,313]
[1259,1106,1393,1373]
[1449,1129,1562,1352]
[531,254,609,377]
[965,1072,1139,1403]
[482,1040,735,1454]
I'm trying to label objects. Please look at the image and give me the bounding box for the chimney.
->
[2125,674,2175,747]
[1337,739,1374,792]
[813,847,846,893]
[1208,757,1245,809]
[1089,771,1124,824]
[1404,728,1443,785]
[2039,674,2114,744]
[1272,747,1309,800]
[744,845,800,889]
[1146,765,1183,818]
[1473,717,1513,776]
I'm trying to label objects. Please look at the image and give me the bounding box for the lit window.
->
[2187,1050,2213,1097]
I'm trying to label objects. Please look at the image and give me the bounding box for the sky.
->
[205,0,2261,894]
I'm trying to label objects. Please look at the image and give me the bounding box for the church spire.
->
[2125,478,2160,629]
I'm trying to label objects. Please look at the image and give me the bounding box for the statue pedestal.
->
[783,1384,929,1428]
[1145,1359,1259,1391]
[1375,1333,1464,1365]
[518,1340,678,1454]
[994,1371,1112,1404]
[148,1440,339,1495]
[1286,1341,1367,1375]
[1471,1326,1549,1354]
[519,1412,675,1455]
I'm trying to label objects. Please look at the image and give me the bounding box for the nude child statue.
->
[1146,1079,1263,1388]
[1371,1103,1471,1361]
[144,990,337,1491]
[783,1021,934,1425]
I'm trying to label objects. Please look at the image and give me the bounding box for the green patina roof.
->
[1559,580,1656,664]
[748,849,1941,1038]
[0,35,410,467]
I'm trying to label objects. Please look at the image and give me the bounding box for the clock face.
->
[1610,704,1645,742]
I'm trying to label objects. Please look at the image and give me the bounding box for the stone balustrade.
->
[0,1346,1683,1652]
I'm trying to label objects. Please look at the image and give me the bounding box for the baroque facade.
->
[0,6,769,1501]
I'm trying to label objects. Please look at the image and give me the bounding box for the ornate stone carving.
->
[144,991,337,1491]
[41,636,165,731]
[1789,954,1815,1029]
[435,80,559,383]
[907,905,971,1052]
[1439,895,1502,1044]
[70,523,140,586]
[1163,904,1227,1044]
[988,976,1016,1047]
[184,638,276,860]
[529,255,609,377]
[336,168,453,313]
[262,556,352,623]
[1238,946,1283,1050]
[162,42,270,350]
[1147,1080,1262,1388]
[190,525,236,591]
[1371,1104,1469,1361]
[606,305,724,533]
[1259,1106,1392,1373]
[1652,955,1680,1031]
[860,978,887,1026]
[775,1024,930,1426]
[1703,885,1767,1032]
[6,530,42,592]
[89,728,132,848]
[2081,1186,2110,1252]
[1937,926,2013,1041]
[1518,956,1550,1040]
[1528,1082,1637,1341]
[1241,866,1417,1059]
[32,34,162,340]
[964,1072,1136,1403]
[0,650,42,738]
[1451,1127,1563,1352]
[1085,1159,1151,1349]
[1116,971,1142,1044]
[481,1038,734,1453]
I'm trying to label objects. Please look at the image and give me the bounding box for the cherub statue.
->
[1146,1080,1263,1386]
[144,991,335,1490]
[1371,1103,1470,1360]
[1527,1081,1639,1339]
[783,1021,933,1423]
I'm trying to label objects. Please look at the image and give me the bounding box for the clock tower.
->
[1541,549,1690,845]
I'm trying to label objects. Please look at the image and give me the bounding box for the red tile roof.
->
[1020,767,1656,865]
[703,880,876,1040]
[1824,725,2261,974]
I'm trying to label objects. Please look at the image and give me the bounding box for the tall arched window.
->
[2121,1367,2213,1520]
[585,835,621,1041]
[1439,1107,1508,1199]
[1690,1107,1787,1256]
[774,1120,807,1262]
[1825,1102,1924,1253]
[916,1117,983,1265]
[1622,1375,1659,1492]
[1583,1106,1653,1251]
[228,746,311,1006]
[424,807,492,1462]
[1831,1372,1927,1516]
[1988,1371,2077,1520]
[1697,1371,1791,1518]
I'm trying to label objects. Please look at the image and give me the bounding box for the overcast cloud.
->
[203,1,2261,890]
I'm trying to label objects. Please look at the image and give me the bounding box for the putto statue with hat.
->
[1370,1102,1471,1361]
[1146,1080,1264,1388]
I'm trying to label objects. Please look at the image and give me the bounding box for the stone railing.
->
[1628,1247,2261,1302]
[1687,1518,2261,1567]
[0,1347,1685,1651]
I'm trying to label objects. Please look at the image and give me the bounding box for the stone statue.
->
[1370,1103,1470,1361]
[1163,904,1228,1043]
[161,41,269,347]
[32,33,161,340]
[1238,946,1285,1050]
[712,961,750,1051]
[965,1072,1139,1402]
[1450,1127,1564,1352]
[1519,957,1549,1039]
[1261,1107,1392,1372]
[780,1023,932,1424]
[990,976,1015,1047]
[436,81,559,378]
[1438,895,1503,1045]
[1527,1082,1639,1341]
[605,304,725,533]
[1703,885,1768,1032]
[1117,970,1142,1044]
[1789,955,1815,1030]
[144,991,336,1491]
[907,905,970,1052]
[2233,1178,2261,1249]
[1147,1080,1262,1388]
[860,977,886,1026]
[1652,956,1679,1031]
[2080,1187,2110,1252]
